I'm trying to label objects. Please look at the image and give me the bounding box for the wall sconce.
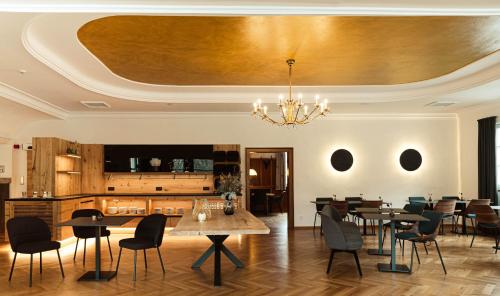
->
[20,176,25,185]
[249,169,258,176]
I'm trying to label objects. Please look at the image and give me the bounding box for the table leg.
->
[211,235,226,286]
[78,226,117,281]
[221,245,244,268]
[191,245,215,268]
[368,219,391,256]
[377,221,411,273]
[363,219,367,235]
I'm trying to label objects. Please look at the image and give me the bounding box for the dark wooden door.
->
[0,183,9,235]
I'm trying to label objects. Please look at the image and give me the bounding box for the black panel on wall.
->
[330,149,354,172]
[104,145,213,172]
[399,149,422,171]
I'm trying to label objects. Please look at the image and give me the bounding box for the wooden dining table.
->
[169,209,270,286]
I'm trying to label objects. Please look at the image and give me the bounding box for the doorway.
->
[245,148,294,229]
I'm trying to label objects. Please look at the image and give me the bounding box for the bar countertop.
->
[6,192,224,202]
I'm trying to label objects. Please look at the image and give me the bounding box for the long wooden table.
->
[169,209,270,286]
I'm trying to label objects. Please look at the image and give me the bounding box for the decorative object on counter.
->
[217,174,242,215]
[129,157,139,172]
[172,159,184,172]
[32,191,38,198]
[138,208,146,215]
[192,199,212,221]
[177,208,185,215]
[107,207,118,214]
[149,158,162,171]
[153,207,162,214]
[119,207,128,214]
[194,159,214,172]
[66,141,78,155]
[184,159,192,172]
[129,207,138,215]
[198,211,207,222]
[165,207,174,214]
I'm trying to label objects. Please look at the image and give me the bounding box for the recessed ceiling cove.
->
[77,16,500,86]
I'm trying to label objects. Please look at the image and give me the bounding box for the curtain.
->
[275,152,286,191]
[478,116,497,205]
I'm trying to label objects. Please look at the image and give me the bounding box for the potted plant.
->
[216,174,242,215]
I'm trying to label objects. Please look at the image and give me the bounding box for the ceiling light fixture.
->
[252,59,330,126]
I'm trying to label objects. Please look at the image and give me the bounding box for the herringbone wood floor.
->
[0,214,499,296]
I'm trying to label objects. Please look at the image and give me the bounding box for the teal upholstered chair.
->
[395,211,447,274]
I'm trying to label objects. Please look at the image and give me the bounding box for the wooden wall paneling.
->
[31,138,57,195]
[27,150,33,194]
[104,174,214,194]
[81,144,105,194]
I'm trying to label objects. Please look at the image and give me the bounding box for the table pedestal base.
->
[367,249,391,256]
[191,235,244,286]
[377,263,411,273]
[78,271,117,281]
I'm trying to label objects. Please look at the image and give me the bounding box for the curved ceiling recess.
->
[22,14,500,104]
[78,16,500,86]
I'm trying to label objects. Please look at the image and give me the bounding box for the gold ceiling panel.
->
[77,16,500,86]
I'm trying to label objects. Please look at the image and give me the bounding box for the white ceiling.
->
[0,2,499,124]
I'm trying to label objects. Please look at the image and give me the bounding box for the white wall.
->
[12,115,459,226]
[458,101,500,199]
[0,143,12,178]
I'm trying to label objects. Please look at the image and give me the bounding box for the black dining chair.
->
[382,202,426,248]
[116,214,167,281]
[395,211,447,274]
[313,197,333,232]
[345,197,363,223]
[71,209,113,265]
[7,217,65,287]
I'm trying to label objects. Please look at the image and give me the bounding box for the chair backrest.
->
[321,213,347,250]
[7,217,51,252]
[360,200,382,208]
[418,210,443,236]
[464,199,490,215]
[71,209,106,237]
[442,196,465,211]
[442,196,459,200]
[345,197,362,211]
[322,204,343,222]
[434,200,456,215]
[330,200,348,218]
[475,206,499,225]
[408,196,426,203]
[315,197,333,212]
[135,214,167,247]
[403,202,426,215]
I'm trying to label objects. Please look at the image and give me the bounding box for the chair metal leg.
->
[402,240,405,257]
[470,225,477,248]
[414,243,420,264]
[56,249,65,278]
[157,247,165,273]
[29,254,33,287]
[434,241,447,274]
[9,252,17,281]
[83,238,87,266]
[495,238,499,254]
[133,250,137,281]
[326,250,334,274]
[352,251,362,276]
[115,247,122,273]
[73,238,79,261]
[107,236,113,261]
[40,253,42,274]
[313,213,317,232]
[423,243,429,255]
[143,249,147,270]
[410,242,415,273]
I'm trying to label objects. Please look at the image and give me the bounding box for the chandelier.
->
[252,59,330,126]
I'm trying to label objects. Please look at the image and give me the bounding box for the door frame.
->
[245,147,294,228]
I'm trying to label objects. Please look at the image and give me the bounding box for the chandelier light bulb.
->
[304,105,309,115]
